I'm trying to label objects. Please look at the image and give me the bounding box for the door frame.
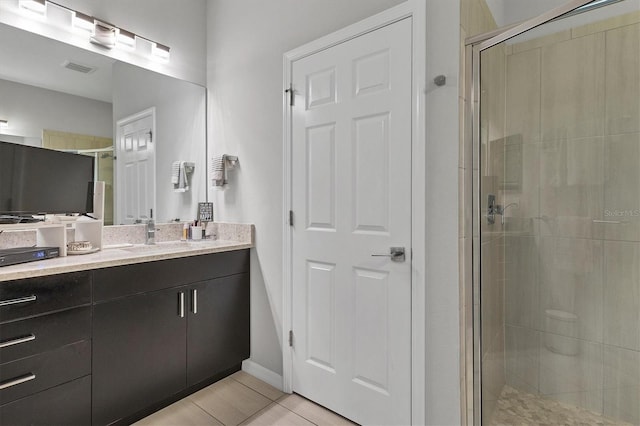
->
[115,106,157,225]
[282,2,427,424]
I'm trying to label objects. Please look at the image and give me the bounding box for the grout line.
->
[188,400,226,426]
[230,374,282,401]
[188,399,228,426]
[238,402,319,426]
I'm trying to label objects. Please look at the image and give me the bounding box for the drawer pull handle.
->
[0,373,36,390]
[0,334,36,349]
[192,289,198,314]
[178,292,185,318]
[0,295,37,307]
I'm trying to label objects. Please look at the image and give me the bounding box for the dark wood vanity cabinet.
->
[0,249,250,426]
[92,250,250,425]
[0,272,92,426]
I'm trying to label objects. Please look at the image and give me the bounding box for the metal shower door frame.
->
[463,1,598,424]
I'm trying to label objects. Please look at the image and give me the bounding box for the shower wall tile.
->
[505,236,538,329]
[538,237,603,343]
[483,45,506,144]
[505,325,539,394]
[572,10,640,38]
[541,33,605,141]
[481,236,505,356]
[483,328,506,400]
[605,23,640,136]
[604,134,640,242]
[539,138,604,240]
[538,334,603,414]
[503,143,540,236]
[603,345,640,425]
[511,29,571,55]
[466,0,496,38]
[506,49,541,144]
[603,241,640,351]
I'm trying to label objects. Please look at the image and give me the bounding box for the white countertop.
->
[0,240,253,283]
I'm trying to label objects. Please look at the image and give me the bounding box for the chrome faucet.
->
[146,209,156,245]
[499,203,519,226]
[487,194,519,226]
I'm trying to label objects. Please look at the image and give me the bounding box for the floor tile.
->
[133,399,222,426]
[230,371,285,401]
[278,393,356,425]
[240,403,314,426]
[188,377,272,426]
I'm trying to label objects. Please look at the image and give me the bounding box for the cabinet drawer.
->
[0,375,91,426]
[0,340,91,405]
[0,272,91,323]
[94,250,250,302]
[0,307,91,364]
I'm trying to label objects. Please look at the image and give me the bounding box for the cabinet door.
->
[92,287,187,425]
[187,273,250,387]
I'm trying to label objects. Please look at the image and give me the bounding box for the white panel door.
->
[116,108,155,225]
[291,18,412,425]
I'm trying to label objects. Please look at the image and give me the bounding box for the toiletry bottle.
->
[146,209,155,245]
[182,222,189,241]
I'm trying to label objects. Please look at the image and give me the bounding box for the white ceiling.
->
[0,23,114,103]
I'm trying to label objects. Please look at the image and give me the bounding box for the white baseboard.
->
[242,359,284,391]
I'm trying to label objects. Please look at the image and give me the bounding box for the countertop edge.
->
[0,241,253,283]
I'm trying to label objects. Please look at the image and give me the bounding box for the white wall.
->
[0,0,206,85]
[112,62,206,224]
[0,78,112,141]
[424,2,461,424]
[206,0,406,377]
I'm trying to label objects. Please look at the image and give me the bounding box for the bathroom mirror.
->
[0,22,206,226]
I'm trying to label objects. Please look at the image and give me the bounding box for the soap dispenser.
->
[146,209,155,245]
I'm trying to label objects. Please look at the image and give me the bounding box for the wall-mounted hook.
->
[433,75,447,86]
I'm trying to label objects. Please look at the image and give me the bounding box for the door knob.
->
[371,247,406,262]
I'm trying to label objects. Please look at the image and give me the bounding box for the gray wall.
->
[206,0,407,377]
[0,79,112,141]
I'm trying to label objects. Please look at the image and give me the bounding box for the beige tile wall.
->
[499,12,640,425]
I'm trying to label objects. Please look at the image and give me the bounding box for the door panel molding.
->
[283,2,427,424]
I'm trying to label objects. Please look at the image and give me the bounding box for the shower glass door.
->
[477,0,640,424]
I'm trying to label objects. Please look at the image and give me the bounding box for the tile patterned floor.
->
[489,386,631,426]
[134,371,357,426]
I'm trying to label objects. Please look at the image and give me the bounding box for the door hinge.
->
[288,330,294,347]
[285,83,294,106]
[289,210,294,227]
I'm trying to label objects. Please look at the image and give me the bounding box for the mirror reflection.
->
[0,23,206,225]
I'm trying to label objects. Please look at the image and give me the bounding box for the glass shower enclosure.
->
[467,0,640,423]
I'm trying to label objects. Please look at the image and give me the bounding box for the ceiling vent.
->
[61,60,96,74]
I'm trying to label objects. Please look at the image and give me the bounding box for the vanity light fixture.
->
[15,1,171,62]
[73,11,95,33]
[151,42,171,61]
[18,0,46,15]
[90,21,116,49]
[116,28,136,49]
[0,120,8,129]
